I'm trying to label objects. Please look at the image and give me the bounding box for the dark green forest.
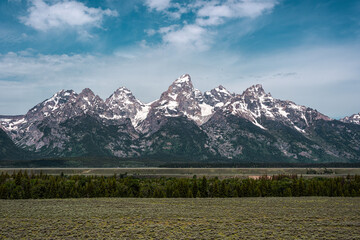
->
[1,171,360,199]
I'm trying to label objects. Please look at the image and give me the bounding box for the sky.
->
[0,0,359,118]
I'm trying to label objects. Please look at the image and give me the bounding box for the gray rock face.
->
[0,73,359,162]
[105,87,148,126]
[0,88,128,152]
[151,74,206,119]
[204,85,234,108]
[139,74,217,133]
[0,89,80,150]
[71,88,107,116]
[341,113,360,125]
[27,90,78,120]
[224,84,331,133]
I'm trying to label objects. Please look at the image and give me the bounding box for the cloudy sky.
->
[0,0,359,118]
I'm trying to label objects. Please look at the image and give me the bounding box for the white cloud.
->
[145,29,156,36]
[144,0,171,11]
[20,0,118,31]
[196,0,277,26]
[145,0,278,51]
[198,4,232,18]
[158,25,178,33]
[144,0,188,19]
[166,2,189,19]
[162,24,211,51]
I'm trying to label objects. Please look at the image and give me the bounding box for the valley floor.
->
[1,197,359,239]
[2,167,360,178]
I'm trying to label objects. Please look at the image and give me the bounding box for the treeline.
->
[1,171,360,199]
[159,162,360,168]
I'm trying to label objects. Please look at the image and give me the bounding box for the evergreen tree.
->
[200,176,208,197]
[0,173,359,199]
[192,178,198,198]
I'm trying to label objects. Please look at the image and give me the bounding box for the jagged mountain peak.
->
[104,85,146,125]
[216,85,226,91]
[204,85,233,108]
[26,89,78,117]
[140,74,214,132]
[169,74,194,92]
[211,85,232,97]
[53,89,76,97]
[79,88,96,98]
[341,112,360,125]
[44,89,77,103]
[114,86,132,95]
[1,74,360,163]
[77,88,105,104]
[70,88,107,116]
[242,84,270,97]
[247,83,264,91]
[107,86,140,103]
[174,74,191,84]
[226,83,332,133]
[159,74,197,101]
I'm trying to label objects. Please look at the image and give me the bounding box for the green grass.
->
[1,198,359,239]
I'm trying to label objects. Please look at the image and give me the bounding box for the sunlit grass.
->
[1,197,359,239]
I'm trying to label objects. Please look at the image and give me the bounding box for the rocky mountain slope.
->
[341,113,360,125]
[1,74,359,163]
[0,128,34,160]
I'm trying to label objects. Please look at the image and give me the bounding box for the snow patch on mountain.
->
[174,74,191,84]
[141,74,216,128]
[0,73,335,154]
[104,86,146,124]
[224,84,330,132]
[341,112,360,125]
[133,104,152,128]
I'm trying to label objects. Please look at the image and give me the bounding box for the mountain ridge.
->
[1,74,359,163]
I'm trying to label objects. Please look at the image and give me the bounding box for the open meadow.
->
[1,197,359,239]
[2,167,360,178]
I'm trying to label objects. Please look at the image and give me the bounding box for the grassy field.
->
[1,198,359,239]
[1,167,360,178]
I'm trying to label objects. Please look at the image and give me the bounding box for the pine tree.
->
[200,176,208,197]
[192,179,198,198]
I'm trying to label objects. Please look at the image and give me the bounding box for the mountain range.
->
[1,74,360,165]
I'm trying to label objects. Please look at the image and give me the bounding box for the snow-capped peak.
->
[215,85,231,94]
[26,89,78,118]
[114,86,132,95]
[174,74,191,84]
[79,88,95,98]
[204,85,234,107]
[0,74,335,141]
[341,112,360,125]
[42,89,76,105]
[106,87,142,105]
[242,84,269,97]
[95,86,152,128]
[169,74,194,92]
[48,89,75,99]
[139,74,216,131]
[75,88,104,109]
[225,84,331,132]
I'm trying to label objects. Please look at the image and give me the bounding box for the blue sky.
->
[0,0,359,118]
